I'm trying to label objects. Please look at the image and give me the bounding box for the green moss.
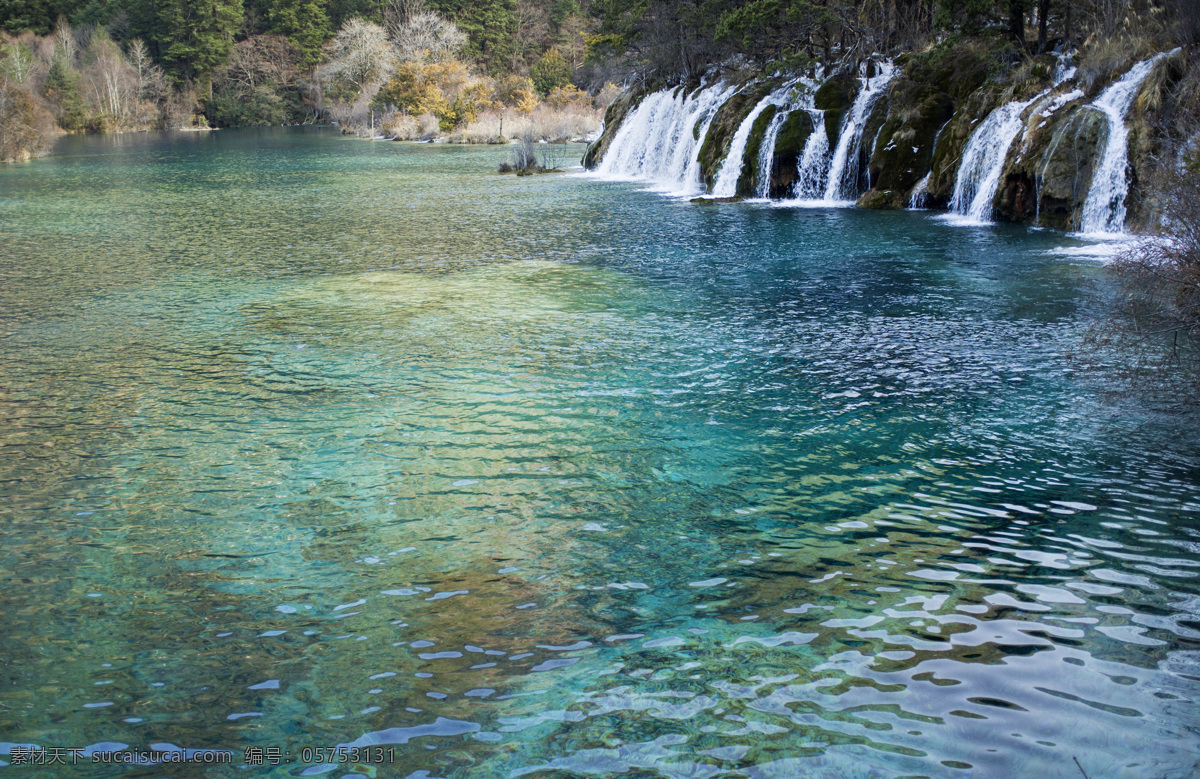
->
[735,104,778,197]
[991,102,1103,229]
[857,189,903,209]
[765,109,814,198]
[926,87,1004,204]
[904,41,998,101]
[814,73,858,147]
[697,82,773,191]
[867,80,954,201]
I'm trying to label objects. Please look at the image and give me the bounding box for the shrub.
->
[43,57,88,131]
[1096,150,1200,401]
[0,82,57,161]
[544,82,587,109]
[531,48,571,96]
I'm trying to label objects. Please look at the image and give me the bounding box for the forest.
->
[2,0,1197,162]
[0,0,614,159]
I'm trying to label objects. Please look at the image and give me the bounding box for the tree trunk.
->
[1009,0,1025,46]
[1037,0,1050,52]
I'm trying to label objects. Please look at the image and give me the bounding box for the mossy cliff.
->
[764,109,815,198]
[696,81,775,191]
[814,74,858,148]
[581,86,649,169]
[584,43,1196,229]
[734,104,778,196]
[992,49,1185,230]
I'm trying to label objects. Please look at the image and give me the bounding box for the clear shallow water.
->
[1,127,1198,778]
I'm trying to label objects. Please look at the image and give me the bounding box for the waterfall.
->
[905,119,951,210]
[948,92,1047,223]
[908,172,932,209]
[593,82,737,195]
[1053,50,1077,86]
[1078,52,1171,236]
[754,108,793,198]
[711,84,796,198]
[794,112,830,199]
[823,62,897,202]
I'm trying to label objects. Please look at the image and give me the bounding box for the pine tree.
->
[43,56,88,130]
[0,0,56,35]
[155,0,243,86]
[253,0,332,69]
[429,0,516,76]
[530,46,569,95]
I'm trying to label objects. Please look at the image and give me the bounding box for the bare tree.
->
[0,36,36,84]
[223,35,301,90]
[511,0,549,70]
[384,0,429,39]
[393,12,467,63]
[320,19,396,94]
[82,35,137,128]
[53,17,77,65]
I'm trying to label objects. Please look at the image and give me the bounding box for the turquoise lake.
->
[1,127,1198,777]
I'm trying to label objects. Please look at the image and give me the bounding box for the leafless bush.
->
[382,111,439,139]
[511,133,538,170]
[445,109,504,142]
[0,81,58,161]
[393,12,466,64]
[1092,153,1200,402]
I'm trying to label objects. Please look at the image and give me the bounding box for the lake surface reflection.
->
[0,127,1197,777]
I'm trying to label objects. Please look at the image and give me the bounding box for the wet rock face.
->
[697,83,773,191]
[583,87,648,169]
[865,81,955,204]
[814,74,859,148]
[856,44,993,210]
[925,88,1005,208]
[1037,109,1107,229]
[1124,51,1187,231]
[991,96,1100,228]
[735,104,779,197]
[766,110,815,198]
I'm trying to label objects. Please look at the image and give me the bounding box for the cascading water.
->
[753,79,818,198]
[905,119,951,210]
[948,91,1049,223]
[823,62,897,202]
[794,112,830,199]
[1078,52,1172,235]
[754,108,793,198]
[593,82,737,195]
[710,84,797,198]
[1053,50,1078,86]
[908,172,932,209]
